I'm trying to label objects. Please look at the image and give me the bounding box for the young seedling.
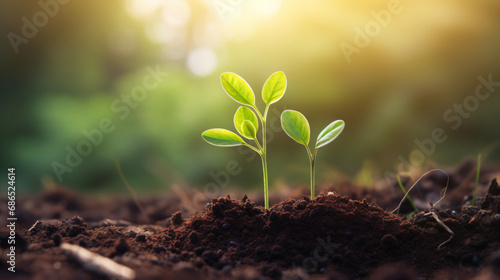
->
[396,174,419,214]
[202,71,287,209]
[471,154,481,206]
[280,110,345,199]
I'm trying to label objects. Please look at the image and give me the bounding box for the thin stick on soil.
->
[61,243,136,280]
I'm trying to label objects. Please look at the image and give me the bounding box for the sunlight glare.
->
[186,48,218,77]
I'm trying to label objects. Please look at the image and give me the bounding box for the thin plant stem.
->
[396,174,418,213]
[471,154,481,206]
[258,106,269,209]
[304,145,317,199]
[261,154,269,209]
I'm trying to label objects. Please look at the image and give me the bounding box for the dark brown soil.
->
[2,161,500,280]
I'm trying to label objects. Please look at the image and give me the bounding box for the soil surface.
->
[2,161,500,280]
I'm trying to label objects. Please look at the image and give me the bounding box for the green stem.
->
[305,145,317,199]
[396,174,418,213]
[255,105,270,209]
[471,154,481,206]
[261,154,269,209]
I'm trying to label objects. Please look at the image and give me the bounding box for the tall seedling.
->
[202,72,287,209]
[281,110,344,199]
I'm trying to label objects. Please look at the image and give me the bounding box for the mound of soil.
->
[2,161,500,279]
[4,187,500,279]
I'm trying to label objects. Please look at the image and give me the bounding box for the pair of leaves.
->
[202,71,287,147]
[202,106,258,146]
[281,110,345,150]
[220,71,287,107]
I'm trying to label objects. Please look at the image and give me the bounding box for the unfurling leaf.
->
[281,110,310,146]
[241,120,257,139]
[262,71,287,105]
[234,106,259,139]
[316,120,345,149]
[202,129,246,147]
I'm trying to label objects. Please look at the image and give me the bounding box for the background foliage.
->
[1,0,500,194]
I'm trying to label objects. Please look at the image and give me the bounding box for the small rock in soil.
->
[66,216,86,226]
[171,211,183,225]
[487,178,500,195]
[494,214,500,225]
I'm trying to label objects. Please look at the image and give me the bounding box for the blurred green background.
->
[1,0,500,194]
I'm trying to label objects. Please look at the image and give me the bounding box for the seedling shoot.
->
[202,71,287,209]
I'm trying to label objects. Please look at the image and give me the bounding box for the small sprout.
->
[396,174,418,214]
[202,71,287,209]
[471,154,481,206]
[281,110,345,199]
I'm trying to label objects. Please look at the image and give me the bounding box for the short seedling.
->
[280,110,345,199]
[202,71,287,209]
[396,174,419,215]
[471,154,481,206]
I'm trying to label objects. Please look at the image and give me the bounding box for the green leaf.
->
[220,72,255,106]
[241,120,257,139]
[315,120,345,149]
[281,110,310,146]
[202,129,246,147]
[234,106,259,139]
[262,71,287,105]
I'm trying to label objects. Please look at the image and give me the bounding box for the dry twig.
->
[61,243,135,280]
